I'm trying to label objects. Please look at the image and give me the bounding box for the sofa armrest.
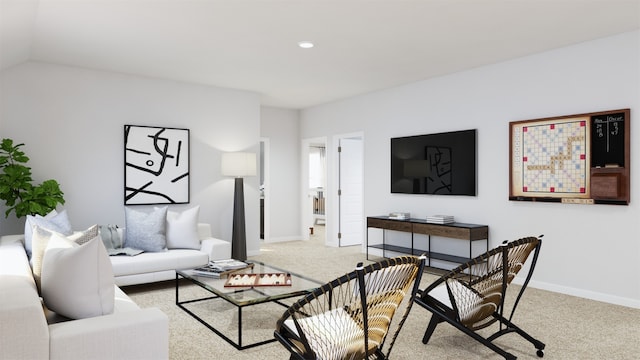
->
[0,234,25,246]
[0,276,49,359]
[200,237,232,261]
[49,307,168,360]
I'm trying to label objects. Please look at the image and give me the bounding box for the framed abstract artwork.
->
[124,125,190,205]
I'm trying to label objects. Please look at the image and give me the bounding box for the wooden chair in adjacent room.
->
[274,255,426,360]
[414,236,545,360]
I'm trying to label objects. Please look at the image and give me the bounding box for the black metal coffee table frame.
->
[176,261,321,350]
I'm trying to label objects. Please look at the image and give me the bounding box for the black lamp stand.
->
[231,177,247,261]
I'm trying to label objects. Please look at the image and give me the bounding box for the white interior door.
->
[338,136,363,247]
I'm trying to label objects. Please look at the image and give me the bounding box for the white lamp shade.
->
[221,152,257,177]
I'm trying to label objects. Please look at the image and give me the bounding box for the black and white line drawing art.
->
[124,125,189,205]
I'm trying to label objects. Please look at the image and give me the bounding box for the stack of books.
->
[426,215,455,224]
[192,259,253,278]
[388,212,410,220]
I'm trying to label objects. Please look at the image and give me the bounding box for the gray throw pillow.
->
[100,224,143,256]
[99,224,123,250]
[124,206,167,252]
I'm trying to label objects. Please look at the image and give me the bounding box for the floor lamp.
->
[221,152,256,261]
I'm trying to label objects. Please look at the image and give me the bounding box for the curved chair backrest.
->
[275,255,426,360]
[423,236,541,330]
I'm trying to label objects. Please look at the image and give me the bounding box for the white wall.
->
[260,106,302,242]
[0,62,262,257]
[300,31,640,308]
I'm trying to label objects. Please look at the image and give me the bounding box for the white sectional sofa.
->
[0,234,169,360]
[0,208,232,359]
[21,207,232,287]
[111,222,231,286]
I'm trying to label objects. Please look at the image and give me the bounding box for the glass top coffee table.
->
[176,260,322,350]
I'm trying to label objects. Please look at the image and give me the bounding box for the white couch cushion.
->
[110,249,208,277]
[48,308,169,360]
[46,286,140,325]
[0,240,49,359]
[42,234,115,319]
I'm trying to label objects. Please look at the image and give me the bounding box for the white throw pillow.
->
[24,209,72,257]
[41,234,114,319]
[124,206,167,252]
[166,206,200,249]
[24,210,57,254]
[31,224,98,292]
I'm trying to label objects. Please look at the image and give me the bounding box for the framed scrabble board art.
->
[509,109,629,205]
[224,273,292,287]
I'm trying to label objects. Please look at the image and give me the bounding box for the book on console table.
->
[192,259,254,278]
[388,212,410,220]
[426,215,455,224]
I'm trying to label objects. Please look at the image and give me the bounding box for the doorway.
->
[309,144,326,227]
[302,137,327,244]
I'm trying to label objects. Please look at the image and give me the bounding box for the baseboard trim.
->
[264,236,303,243]
[514,278,640,309]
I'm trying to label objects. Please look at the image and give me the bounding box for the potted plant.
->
[0,138,65,218]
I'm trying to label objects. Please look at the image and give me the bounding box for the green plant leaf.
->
[0,138,65,218]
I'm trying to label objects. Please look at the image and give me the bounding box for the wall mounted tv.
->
[391,129,477,195]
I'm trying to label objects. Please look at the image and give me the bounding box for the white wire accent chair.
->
[274,255,426,360]
[414,236,545,360]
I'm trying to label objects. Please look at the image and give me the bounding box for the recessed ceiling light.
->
[298,41,314,49]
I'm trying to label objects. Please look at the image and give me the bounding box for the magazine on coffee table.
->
[193,260,254,278]
[210,259,253,270]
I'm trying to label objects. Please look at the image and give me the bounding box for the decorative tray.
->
[224,272,292,287]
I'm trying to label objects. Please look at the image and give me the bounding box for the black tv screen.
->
[391,129,477,195]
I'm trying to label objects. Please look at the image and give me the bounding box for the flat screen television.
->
[391,129,477,195]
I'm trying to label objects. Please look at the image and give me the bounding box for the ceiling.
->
[1,0,639,109]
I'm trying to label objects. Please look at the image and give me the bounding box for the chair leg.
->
[372,348,386,359]
[422,314,441,344]
[488,314,546,354]
[424,311,517,360]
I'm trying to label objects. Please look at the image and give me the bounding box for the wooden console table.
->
[366,216,489,270]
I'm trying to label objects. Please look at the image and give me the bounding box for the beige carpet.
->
[124,226,640,359]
